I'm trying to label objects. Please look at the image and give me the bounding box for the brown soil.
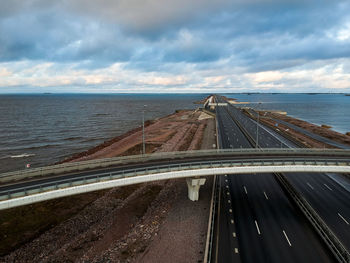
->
[0,108,216,263]
[250,110,350,148]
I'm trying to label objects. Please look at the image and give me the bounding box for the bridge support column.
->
[186,178,206,201]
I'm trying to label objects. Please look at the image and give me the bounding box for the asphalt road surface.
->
[215,97,335,262]
[218,95,350,254]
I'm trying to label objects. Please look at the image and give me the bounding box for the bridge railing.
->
[1,157,350,202]
[1,148,350,184]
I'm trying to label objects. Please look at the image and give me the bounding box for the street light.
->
[256,102,261,148]
[142,105,147,154]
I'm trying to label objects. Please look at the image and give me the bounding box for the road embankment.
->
[0,108,216,263]
[249,110,350,148]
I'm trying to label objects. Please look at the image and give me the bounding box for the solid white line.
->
[263,191,269,200]
[255,220,261,235]
[307,182,314,190]
[324,183,333,191]
[283,230,292,246]
[338,213,350,225]
[244,186,248,194]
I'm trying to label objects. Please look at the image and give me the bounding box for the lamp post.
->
[142,105,147,154]
[256,102,261,148]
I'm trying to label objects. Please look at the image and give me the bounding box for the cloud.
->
[0,0,350,92]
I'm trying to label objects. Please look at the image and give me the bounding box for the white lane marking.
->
[254,120,291,147]
[231,219,234,224]
[229,209,233,213]
[338,213,350,225]
[225,179,228,183]
[263,191,269,200]
[224,175,227,177]
[226,185,229,189]
[244,186,248,194]
[324,183,333,191]
[227,192,230,195]
[234,248,239,254]
[232,232,236,238]
[283,230,292,246]
[255,220,261,235]
[228,200,231,203]
[307,182,314,190]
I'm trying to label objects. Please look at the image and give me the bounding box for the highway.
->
[215,96,335,262]
[0,94,349,262]
[217,95,350,256]
[268,117,350,149]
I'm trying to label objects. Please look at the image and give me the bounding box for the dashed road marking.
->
[226,185,229,189]
[244,186,248,194]
[234,248,239,254]
[263,191,269,200]
[231,219,234,224]
[338,213,349,225]
[232,232,236,238]
[307,182,314,190]
[228,200,231,203]
[324,184,333,191]
[225,179,228,183]
[255,220,261,235]
[283,230,292,246]
[229,209,233,213]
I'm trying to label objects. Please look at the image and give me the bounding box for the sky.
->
[1,0,350,93]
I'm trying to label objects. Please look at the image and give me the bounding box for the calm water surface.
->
[1,93,349,173]
[224,93,350,134]
[0,94,205,173]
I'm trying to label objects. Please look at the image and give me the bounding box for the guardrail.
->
[275,173,350,262]
[221,100,350,262]
[2,148,350,184]
[1,156,350,210]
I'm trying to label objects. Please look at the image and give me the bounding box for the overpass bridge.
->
[1,148,350,210]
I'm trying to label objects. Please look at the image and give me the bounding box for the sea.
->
[0,93,349,173]
[224,93,350,133]
[0,94,205,173]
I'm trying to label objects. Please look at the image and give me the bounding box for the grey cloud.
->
[0,0,350,74]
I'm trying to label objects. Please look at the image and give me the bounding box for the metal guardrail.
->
[2,148,350,184]
[3,157,349,201]
[204,105,219,263]
[222,98,350,262]
[275,173,350,263]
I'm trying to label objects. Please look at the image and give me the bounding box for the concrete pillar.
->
[186,178,206,201]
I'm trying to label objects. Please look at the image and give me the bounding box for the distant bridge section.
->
[1,149,350,210]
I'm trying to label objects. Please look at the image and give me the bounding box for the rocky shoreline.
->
[0,108,216,262]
